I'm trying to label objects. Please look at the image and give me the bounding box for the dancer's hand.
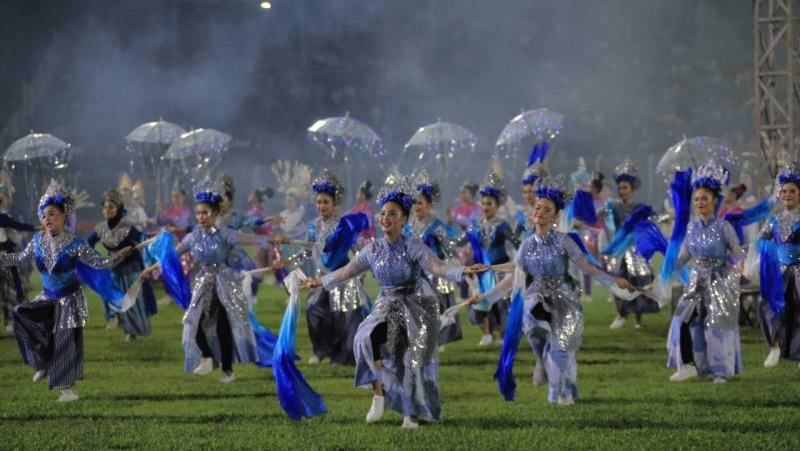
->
[466,294,485,305]
[300,277,321,289]
[464,264,489,274]
[615,277,634,290]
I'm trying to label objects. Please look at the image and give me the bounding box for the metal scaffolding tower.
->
[754,0,800,178]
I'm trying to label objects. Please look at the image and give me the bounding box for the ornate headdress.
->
[775,159,800,195]
[118,172,133,191]
[692,159,729,192]
[102,187,125,208]
[194,176,224,205]
[414,170,440,203]
[271,160,312,200]
[614,157,641,189]
[521,161,549,186]
[533,174,575,211]
[377,172,414,215]
[479,168,507,204]
[311,168,344,205]
[38,179,76,218]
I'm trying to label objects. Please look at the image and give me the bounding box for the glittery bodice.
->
[180,227,236,266]
[608,201,643,229]
[469,217,513,264]
[768,209,800,244]
[309,215,339,244]
[405,214,446,259]
[686,218,733,260]
[517,231,571,277]
[366,236,423,288]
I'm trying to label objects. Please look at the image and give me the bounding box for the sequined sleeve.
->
[322,242,371,290]
[176,232,192,255]
[0,238,34,267]
[76,240,120,269]
[562,233,615,287]
[409,238,464,282]
[722,220,744,262]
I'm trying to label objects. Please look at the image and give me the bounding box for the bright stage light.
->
[260,2,272,9]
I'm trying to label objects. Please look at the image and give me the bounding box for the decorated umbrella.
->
[656,136,738,181]
[3,132,72,213]
[164,128,232,184]
[494,108,565,175]
[307,113,384,199]
[404,119,477,209]
[124,119,186,206]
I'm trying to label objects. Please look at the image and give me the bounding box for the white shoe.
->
[106,316,119,330]
[4,323,12,333]
[763,347,781,368]
[609,316,626,329]
[478,334,493,346]
[307,355,320,365]
[193,357,213,376]
[366,395,384,423]
[557,396,575,406]
[634,322,642,330]
[437,345,446,353]
[401,416,419,429]
[712,377,727,384]
[58,388,79,402]
[220,371,235,383]
[669,364,698,382]
[32,370,46,383]
[125,334,137,342]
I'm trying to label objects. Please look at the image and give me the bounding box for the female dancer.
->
[87,188,156,341]
[404,170,463,349]
[757,160,800,368]
[0,178,39,332]
[3,180,131,401]
[450,181,481,230]
[469,175,631,405]
[605,158,660,329]
[664,161,743,383]
[276,169,368,365]
[142,178,271,382]
[468,168,518,346]
[515,162,548,240]
[245,188,281,273]
[300,173,487,428]
[349,180,376,245]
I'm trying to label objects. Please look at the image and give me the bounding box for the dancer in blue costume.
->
[300,173,488,429]
[404,170,464,349]
[515,162,548,240]
[275,168,368,365]
[467,168,519,346]
[605,158,660,330]
[663,160,744,383]
[142,178,273,382]
[87,188,156,341]
[2,180,132,401]
[469,175,631,405]
[757,159,800,369]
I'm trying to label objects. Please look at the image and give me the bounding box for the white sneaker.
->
[634,322,642,330]
[437,345,446,353]
[557,396,575,406]
[366,395,384,423]
[193,357,213,376]
[401,416,419,429]
[106,316,119,330]
[712,377,727,384]
[4,323,12,333]
[220,371,235,383]
[307,355,320,365]
[32,370,46,383]
[58,388,79,402]
[763,347,781,368]
[669,364,698,382]
[609,316,626,329]
[478,334,493,346]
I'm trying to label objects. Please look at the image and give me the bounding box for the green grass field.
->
[1,273,799,451]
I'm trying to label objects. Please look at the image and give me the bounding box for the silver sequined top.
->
[679,217,741,264]
[177,226,238,266]
[323,235,464,290]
